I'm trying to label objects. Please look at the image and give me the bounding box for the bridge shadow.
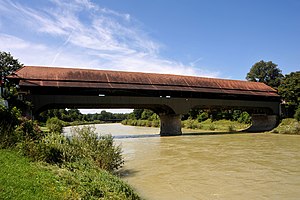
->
[113,134,160,139]
[113,130,256,139]
[182,130,254,136]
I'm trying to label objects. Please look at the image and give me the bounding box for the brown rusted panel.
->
[10,66,279,97]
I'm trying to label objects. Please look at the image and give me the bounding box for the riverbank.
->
[0,149,140,200]
[40,120,107,132]
[0,115,141,200]
[270,118,300,134]
[122,118,300,134]
[122,118,250,132]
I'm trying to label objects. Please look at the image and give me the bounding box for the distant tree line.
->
[38,109,129,123]
[125,108,251,124]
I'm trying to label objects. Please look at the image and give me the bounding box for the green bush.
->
[18,124,124,171]
[146,121,152,127]
[197,112,209,122]
[46,117,64,133]
[271,118,300,134]
[209,124,216,130]
[183,119,193,129]
[69,126,124,171]
[294,106,300,121]
[238,111,251,124]
[152,119,160,127]
[0,106,21,148]
[16,117,43,141]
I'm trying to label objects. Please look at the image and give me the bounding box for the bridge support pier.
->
[159,114,182,136]
[246,114,278,132]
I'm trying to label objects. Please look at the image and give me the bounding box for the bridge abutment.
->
[159,114,182,136]
[246,114,278,132]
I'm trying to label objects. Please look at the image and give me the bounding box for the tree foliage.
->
[278,71,300,106]
[0,105,21,148]
[0,51,23,79]
[246,60,283,88]
[39,108,128,123]
[0,51,24,109]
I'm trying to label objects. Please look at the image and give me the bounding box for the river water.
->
[64,123,300,200]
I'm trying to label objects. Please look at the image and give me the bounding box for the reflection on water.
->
[64,123,300,200]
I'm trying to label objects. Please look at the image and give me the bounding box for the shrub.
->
[183,119,193,129]
[46,117,64,133]
[228,125,236,132]
[238,111,251,124]
[149,113,159,121]
[146,121,152,127]
[21,125,124,171]
[197,112,209,122]
[69,126,124,171]
[294,106,300,121]
[0,106,21,148]
[16,117,42,141]
[209,124,216,130]
[191,120,202,129]
[271,118,300,134]
[152,120,160,127]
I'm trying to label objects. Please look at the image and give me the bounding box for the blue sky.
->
[0,0,299,113]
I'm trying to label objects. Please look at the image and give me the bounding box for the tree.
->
[0,51,23,82]
[246,60,283,88]
[132,109,144,119]
[278,71,300,106]
[0,51,24,109]
[141,109,154,120]
[1,51,23,96]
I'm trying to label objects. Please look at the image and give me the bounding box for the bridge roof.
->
[8,66,279,97]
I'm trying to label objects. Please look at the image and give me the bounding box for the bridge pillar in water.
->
[159,114,182,136]
[246,114,278,132]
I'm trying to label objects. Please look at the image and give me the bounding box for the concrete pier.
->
[159,114,182,136]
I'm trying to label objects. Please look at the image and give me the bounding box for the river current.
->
[64,123,300,200]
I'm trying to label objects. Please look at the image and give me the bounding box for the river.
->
[64,123,300,200]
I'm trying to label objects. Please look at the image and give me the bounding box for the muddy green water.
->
[65,124,300,200]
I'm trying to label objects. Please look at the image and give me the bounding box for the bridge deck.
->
[8,66,279,97]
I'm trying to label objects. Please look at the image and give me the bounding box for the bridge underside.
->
[26,94,280,136]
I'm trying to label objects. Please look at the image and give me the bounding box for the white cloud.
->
[0,0,220,77]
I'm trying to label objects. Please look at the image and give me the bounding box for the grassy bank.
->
[122,118,250,132]
[0,149,140,200]
[271,118,300,134]
[0,113,141,200]
[122,119,160,128]
[182,119,250,132]
[0,149,63,200]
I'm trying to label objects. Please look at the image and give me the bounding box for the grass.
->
[182,119,250,132]
[0,149,64,200]
[0,149,140,200]
[270,118,300,134]
[122,119,160,127]
[122,118,249,132]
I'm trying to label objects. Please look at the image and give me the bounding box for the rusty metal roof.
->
[8,66,279,97]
